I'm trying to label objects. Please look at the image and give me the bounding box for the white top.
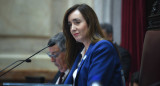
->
[55,69,70,84]
[73,48,85,86]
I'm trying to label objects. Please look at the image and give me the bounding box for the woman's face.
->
[68,10,89,43]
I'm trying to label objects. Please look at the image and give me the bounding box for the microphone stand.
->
[0,45,49,78]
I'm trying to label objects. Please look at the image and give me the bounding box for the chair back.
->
[139,30,160,86]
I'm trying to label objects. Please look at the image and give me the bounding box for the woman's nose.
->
[71,24,76,31]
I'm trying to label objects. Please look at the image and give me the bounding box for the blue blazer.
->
[64,40,123,86]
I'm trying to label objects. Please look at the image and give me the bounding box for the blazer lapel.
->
[75,43,93,81]
[77,55,87,74]
[64,54,81,84]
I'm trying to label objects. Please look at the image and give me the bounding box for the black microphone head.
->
[48,42,56,47]
[25,59,31,63]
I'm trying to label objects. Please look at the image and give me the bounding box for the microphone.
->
[48,41,55,47]
[25,59,31,62]
[0,42,55,78]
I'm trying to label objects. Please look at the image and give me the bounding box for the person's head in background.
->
[130,71,139,86]
[100,23,113,42]
[63,4,104,68]
[47,32,67,72]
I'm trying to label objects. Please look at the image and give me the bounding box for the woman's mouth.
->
[73,33,79,36]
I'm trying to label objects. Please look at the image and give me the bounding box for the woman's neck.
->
[83,39,91,54]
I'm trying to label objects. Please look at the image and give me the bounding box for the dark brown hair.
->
[63,4,104,68]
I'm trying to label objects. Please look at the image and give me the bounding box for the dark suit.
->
[64,40,123,86]
[52,71,61,84]
[115,44,131,81]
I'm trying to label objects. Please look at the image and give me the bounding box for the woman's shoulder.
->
[89,39,114,50]
[95,39,113,47]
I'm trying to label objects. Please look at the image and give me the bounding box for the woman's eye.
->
[75,21,80,24]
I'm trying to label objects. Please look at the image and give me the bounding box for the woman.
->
[63,4,123,86]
